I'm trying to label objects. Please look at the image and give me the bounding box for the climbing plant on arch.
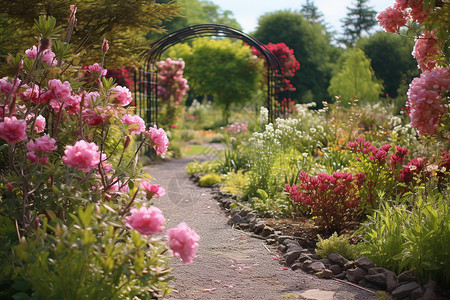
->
[134,24,285,126]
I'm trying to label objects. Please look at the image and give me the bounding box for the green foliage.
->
[249,195,292,218]
[254,10,338,104]
[198,173,221,187]
[328,48,383,104]
[185,160,220,176]
[357,31,419,98]
[13,204,173,299]
[316,232,360,260]
[340,0,377,46]
[358,186,450,287]
[0,0,179,72]
[167,38,263,122]
[220,171,249,197]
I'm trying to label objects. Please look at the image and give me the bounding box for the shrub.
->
[220,171,249,196]
[198,173,221,187]
[186,160,220,176]
[316,232,360,260]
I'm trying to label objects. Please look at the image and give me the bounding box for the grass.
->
[181,144,214,157]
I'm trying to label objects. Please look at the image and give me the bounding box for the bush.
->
[198,174,221,187]
[316,232,360,260]
[186,160,220,176]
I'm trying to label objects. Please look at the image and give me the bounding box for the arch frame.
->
[134,24,285,126]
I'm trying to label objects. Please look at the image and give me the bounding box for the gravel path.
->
[147,156,376,300]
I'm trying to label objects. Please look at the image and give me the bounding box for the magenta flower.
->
[126,204,165,235]
[62,140,100,172]
[145,125,169,157]
[166,222,199,263]
[377,6,407,33]
[122,114,146,135]
[40,79,73,112]
[0,116,27,144]
[27,134,57,153]
[140,181,166,199]
[82,108,109,126]
[111,86,133,106]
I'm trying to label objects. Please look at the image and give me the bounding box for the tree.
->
[0,0,179,73]
[167,38,263,122]
[301,0,324,24]
[253,10,339,105]
[328,48,382,103]
[340,0,377,46]
[357,31,419,98]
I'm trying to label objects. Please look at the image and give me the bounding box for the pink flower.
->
[412,31,439,71]
[111,86,133,106]
[140,181,166,199]
[122,114,146,135]
[126,204,165,235]
[19,84,41,103]
[27,151,49,165]
[82,108,109,126]
[377,6,407,33]
[41,49,57,66]
[25,46,38,59]
[62,140,100,172]
[145,125,169,157]
[407,67,450,135]
[40,79,72,112]
[166,222,199,263]
[102,38,109,54]
[0,77,21,101]
[27,134,57,153]
[0,116,27,144]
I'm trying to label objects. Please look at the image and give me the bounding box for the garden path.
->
[147,153,376,300]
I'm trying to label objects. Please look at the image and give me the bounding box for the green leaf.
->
[12,292,31,300]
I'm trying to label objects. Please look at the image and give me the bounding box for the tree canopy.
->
[328,48,382,104]
[253,10,339,105]
[301,0,324,24]
[0,0,179,73]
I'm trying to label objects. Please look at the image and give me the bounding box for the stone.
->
[282,238,298,246]
[299,253,313,262]
[398,270,417,283]
[230,214,243,224]
[238,210,250,218]
[385,270,399,293]
[278,244,287,253]
[355,256,374,271]
[411,287,423,299]
[310,262,326,273]
[318,269,334,279]
[328,253,349,267]
[329,264,343,275]
[367,267,387,275]
[364,273,387,289]
[392,282,421,299]
[346,267,367,283]
[237,223,250,230]
[285,249,302,265]
[299,289,335,300]
[261,226,275,237]
[253,222,266,234]
[277,235,295,244]
[302,260,314,271]
[266,238,276,245]
[245,213,257,224]
[344,261,356,270]
[319,258,331,268]
[291,262,303,270]
[334,272,347,280]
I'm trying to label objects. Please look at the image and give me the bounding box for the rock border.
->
[192,177,442,300]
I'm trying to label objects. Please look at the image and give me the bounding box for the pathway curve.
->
[147,155,376,300]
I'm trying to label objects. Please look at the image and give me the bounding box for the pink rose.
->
[62,140,100,172]
[27,134,57,153]
[166,222,199,263]
[41,79,72,112]
[140,181,166,199]
[111,86,133,106]
[41,49,57,66]
[122,114,146,135]
[0,116,27,144]
[34,115,46,132]
[82,108,109,126]
[145,125,169,157]
[125,204,165,235]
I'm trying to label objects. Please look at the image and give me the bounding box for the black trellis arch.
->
[134,24,284,126]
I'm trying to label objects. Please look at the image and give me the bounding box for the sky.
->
[208,0,392,34]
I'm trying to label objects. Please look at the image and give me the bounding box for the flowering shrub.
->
[0,9,197,298]
[285,170,366,233]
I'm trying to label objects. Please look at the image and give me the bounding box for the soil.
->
[146,155,376,300]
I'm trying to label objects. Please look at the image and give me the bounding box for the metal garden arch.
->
[134,24,284,126]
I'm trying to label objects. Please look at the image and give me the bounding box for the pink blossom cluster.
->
[224,122,248,134]
[26,134,57,164]
[62,140,100,172]
[126,204,165,235]
[285,170,365,232]
[82,107,110,126]
[406,67,450,135]
[122,114,146,135]
[156,58,189,104]
[0,116,27,144]
[166,222,200,263]
[348,137,392,164]
[398,157,429,184]
[81,63,108,83]
[111,85,133,106]
[25,45,57,66]
[145,125,169,157]
[140,181,166,200]
[1,77,21,101]
[378,0,428,33]
[26,114,46,133]
[412,31,440,71]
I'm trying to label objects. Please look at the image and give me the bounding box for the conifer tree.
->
[340,0,377,46]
